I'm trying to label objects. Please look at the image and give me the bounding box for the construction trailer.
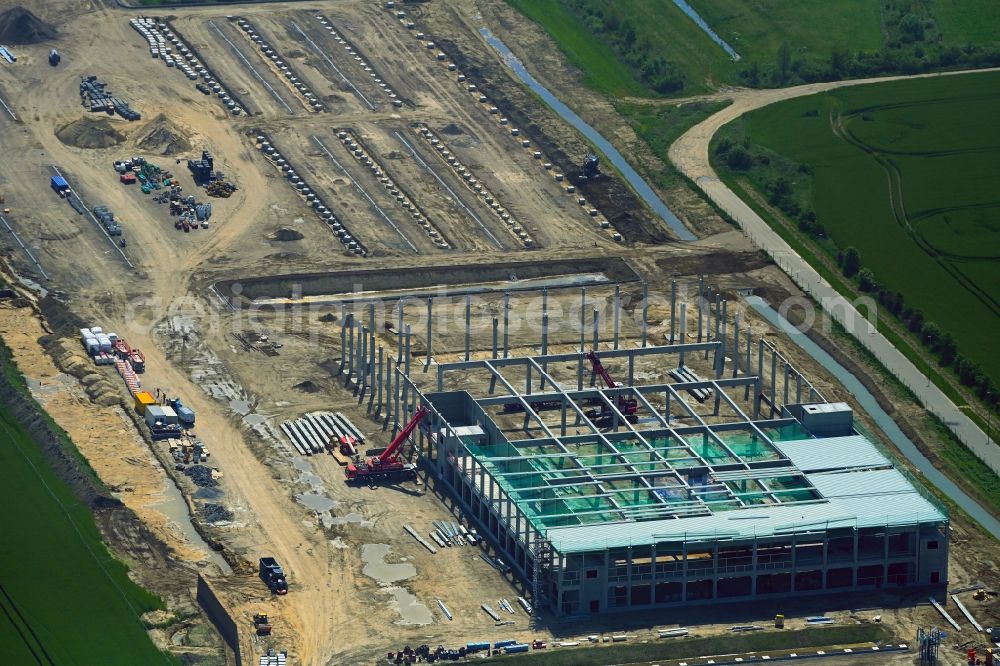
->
[404,343,949,617]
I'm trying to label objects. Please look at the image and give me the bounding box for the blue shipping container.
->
[177,406,196,425]
[505,644,530,654]
[466,642,490,652]
[51,175,69,191]
[494,640,517,649]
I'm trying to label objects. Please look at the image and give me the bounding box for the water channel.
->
[479,28,697,242]
[671,0,741,60]
[745,296,1000,539]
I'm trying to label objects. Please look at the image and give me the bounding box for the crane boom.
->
[586,351,616,388]
[379,406,429,463]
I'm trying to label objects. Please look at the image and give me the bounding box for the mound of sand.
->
[440,123,463,135]
[0,7,57,45]
[269,228,304,241]
[56,117,125,149]
[135,114,192,156]
[317,313,337,323]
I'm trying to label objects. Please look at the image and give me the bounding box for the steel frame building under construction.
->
[407,342,949,617]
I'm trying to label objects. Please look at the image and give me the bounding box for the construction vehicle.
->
[253,613,272,636]
[346,406,428,485]
[259,557,288,595]
[586,351,639,422]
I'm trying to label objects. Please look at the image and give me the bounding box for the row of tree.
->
[568,0,686,94]
[837,247,997,406]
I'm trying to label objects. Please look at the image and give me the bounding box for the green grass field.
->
[508,0,1000,97]
[0,347,170,664]
[505,0,650,97]
[690,0,883,64]
[722,71,1000,381]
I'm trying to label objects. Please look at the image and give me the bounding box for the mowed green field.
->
[741,71,1000,379]
[0,396,169,663]
[508,0,1000,97]
[689,0,883,61]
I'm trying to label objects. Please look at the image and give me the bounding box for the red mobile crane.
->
[346,406,429,484]
[586,351,638,418]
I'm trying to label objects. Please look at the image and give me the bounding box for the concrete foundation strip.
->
[950,594,983,632]
[403,524,436,554]
[928,596,962,631]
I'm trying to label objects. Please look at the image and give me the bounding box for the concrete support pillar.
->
[783,363,791,408]
[424,297,433,371]
[362,325,368,396]
[732,312,741,379]
[540,312,549,389]
[579,287,587,352]
[592,307,600,352]
[502,292,510,359]
[396,303,404,363]
[770,349,778,418]
[464,294,472,362]
[404,324,412,376]
[375,346,384,416]
[641,281,649,347]
[717,299,728,378]
[669,279,677,343]
[697,275,704,343]
[383,358,394,431]
[345,314,355,386]
[679,303,687,367]
[613,283,621,350]
[492,317,499,359]
[338,303,347,375]
[394,361,402,435]
[755,340,765,419]
[796,372,802,403]
[744,328,753,401]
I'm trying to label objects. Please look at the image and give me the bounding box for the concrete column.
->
[394,361,402,435]
[492,317,499,359]
[375,346,384,416]
[579,287,587,352]
[345,314,355,385]
[744,328,753,401]
[783,363,790,408]
[383,358,393,430]
[697,275,704,343]
[770,349,778,418]
[357,325,367,399]
[754,340,764,418]
[641,282,649,347]
[338,303,347,375]
[503,291,510,359]
[404,324,412,376]
[396,303,404,363]
[679,303,687,367]
[424,297,433,371]
[464,294,472,362]
[613,283,621,350]
[540,312,549,389]
[795,372,802,404]
[669,279,677,343]
[592,307,600,352]
[732,312,741,378]
[717,299,728,378]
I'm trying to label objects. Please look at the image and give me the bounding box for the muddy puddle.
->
[151,479,231,573]
[361,543,433,625]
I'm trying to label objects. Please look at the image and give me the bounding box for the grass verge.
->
[483,624,891,664]
[0,340,171,664]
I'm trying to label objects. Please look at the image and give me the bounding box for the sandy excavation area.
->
[0,1,996,665]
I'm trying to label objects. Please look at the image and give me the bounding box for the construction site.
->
[0,1,996,665]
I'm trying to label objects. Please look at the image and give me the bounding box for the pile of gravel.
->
[184,465,218,488]
[199,503,233,523]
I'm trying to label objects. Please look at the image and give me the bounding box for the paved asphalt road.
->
[669,70,999,476]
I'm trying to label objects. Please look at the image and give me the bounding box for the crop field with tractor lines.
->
[714,71,1000,383]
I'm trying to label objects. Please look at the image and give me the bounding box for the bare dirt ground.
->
[0,1,996,666]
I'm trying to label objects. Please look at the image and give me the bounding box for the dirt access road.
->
[669,68,1000,476]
